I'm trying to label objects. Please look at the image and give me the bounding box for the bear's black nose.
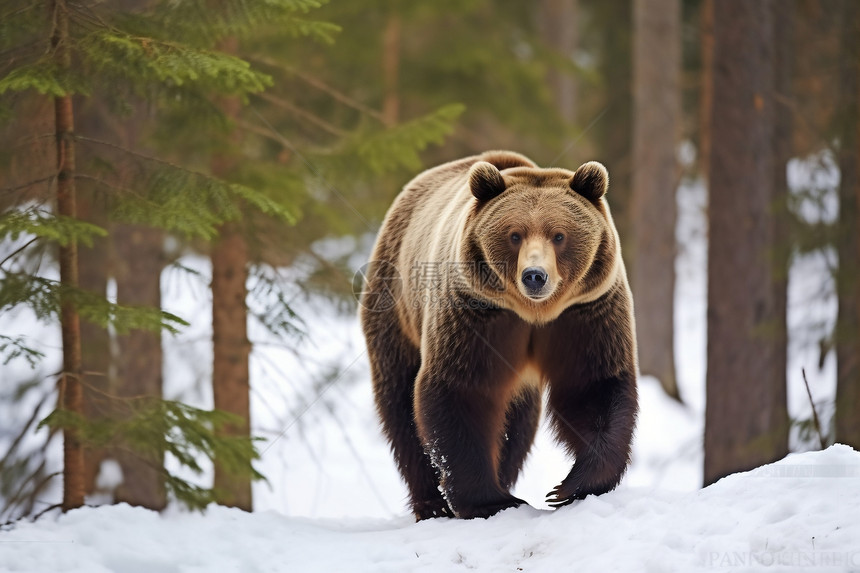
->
[521,267,548,293]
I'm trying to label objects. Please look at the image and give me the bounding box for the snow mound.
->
[2,445,859,573]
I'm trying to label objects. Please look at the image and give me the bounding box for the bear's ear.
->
[469,161,507,202]
[569,161,609,201]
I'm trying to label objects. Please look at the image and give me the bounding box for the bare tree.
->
[704,0,789,485]
[630,0,681,401]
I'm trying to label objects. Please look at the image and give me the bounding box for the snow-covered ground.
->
[2,445,859,573]
[0,159,848,569]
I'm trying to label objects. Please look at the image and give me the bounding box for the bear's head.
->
[465,160,621,324]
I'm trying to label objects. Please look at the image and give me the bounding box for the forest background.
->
[0,0,858,520]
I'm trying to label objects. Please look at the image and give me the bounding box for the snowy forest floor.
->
[0,168,852,572]
[1,445,858,573]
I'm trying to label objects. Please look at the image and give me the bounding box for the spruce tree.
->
[0,0,317,515]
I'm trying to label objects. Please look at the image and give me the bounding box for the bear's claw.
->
[545,483,585,508]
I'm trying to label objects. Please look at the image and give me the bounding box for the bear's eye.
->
[553,233,565,243]
[510,232,522,244]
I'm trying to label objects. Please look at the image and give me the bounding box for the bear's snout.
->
[521,266,548,296]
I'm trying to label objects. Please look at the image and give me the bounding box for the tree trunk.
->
[112,223,167,509]
[74,94,121,498]
[592,0,634,271]
[538,0,579,124]
[77,185,111,496]
[834,0,860,449]
[211,36,252,510]
[770,0,792,451]
[704,0,789,486]
[699,0,714,182]
[51,0,84,512]
[382,13,401,127]
[630,0,681,401]
[211,224,252,510]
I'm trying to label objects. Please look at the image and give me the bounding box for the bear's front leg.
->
[544,371,637,506]
[416,378,526,518]
[534,287,639,507]
[414,308,531,519]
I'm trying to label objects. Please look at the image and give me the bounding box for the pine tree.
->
[51,0,85,510]
[209,39,253,508]
[0,0,325,514]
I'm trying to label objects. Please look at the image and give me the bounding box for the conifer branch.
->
[71,0,119,35]
[32,501,62,521]
[75,134,224,183]
[0,237,40,269]
[1,461,51,519]
[254,91,346,136]
[801,367,827,449]
[248,55,386,122]
[0,4,39,21]
[0,389,50,472]
[0,173,57,193]
[234,118,289,146]
[0,272,189,334]
[1,208,107,247]
[248,104,375,230]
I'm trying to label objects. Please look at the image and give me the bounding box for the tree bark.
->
[592,0,634,271]
[699,0,714,182]
[74,94,123,498]
[704,0,789,486]
[770,0,792,453]
[834,0,860,449]
[112,223,167,509]
[51,0,85,512]
[77,185,111,496]
[211,36,252,510]
[630,0,681,401]
[538,0,579,124]
[211,223,252,510]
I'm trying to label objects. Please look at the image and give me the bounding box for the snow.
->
[0,159,848,569]
[2,445,859,572]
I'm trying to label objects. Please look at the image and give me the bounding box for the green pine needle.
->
[39,398,266,511]
[353,103,466,174]
[0,60,92,97]
[0,335,45,369]
[80,31,273,95]
[0,273,188,335]
[0,208,108,248]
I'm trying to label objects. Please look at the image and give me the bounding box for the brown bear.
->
[360,150,638,520]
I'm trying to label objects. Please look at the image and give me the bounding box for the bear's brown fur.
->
[360,150,638,520]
